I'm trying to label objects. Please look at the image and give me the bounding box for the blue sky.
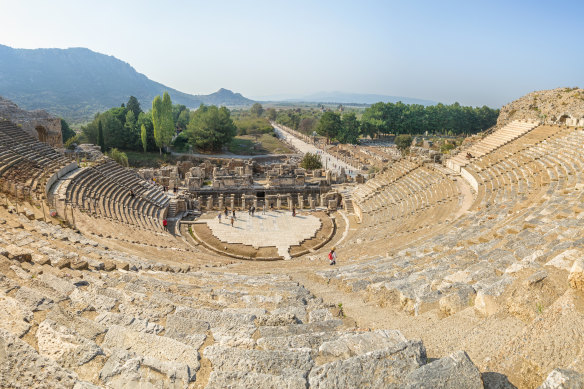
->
[1,0,583,107]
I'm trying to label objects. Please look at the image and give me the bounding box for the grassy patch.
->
[227,134,294,155]
[125,151,177,168]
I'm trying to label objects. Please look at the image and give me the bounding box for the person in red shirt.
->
[163,218,168,231]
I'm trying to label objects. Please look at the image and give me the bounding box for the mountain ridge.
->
[0,44,254,123]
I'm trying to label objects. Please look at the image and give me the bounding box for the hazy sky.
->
[1,0,583,107]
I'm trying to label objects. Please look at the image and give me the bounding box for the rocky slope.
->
[497,87,584,127]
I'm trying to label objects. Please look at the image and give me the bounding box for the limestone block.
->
[439,285,477,316]
[538,368,584,389]
[568,257,584,291]
[0,292,33,337]
[403,350,483,389]
[206,371,307,389]
[256,312,301,326]
[257,332,339,352]
[308,308,334,323]
[14,286,54,311]
[308,340,426,388]
[95,312,163,335]
[211,324,257,348]
[474,290,499,316]
[102,325,200,382]
[0,328,80,388]
[318,330,407,360]
[71,260,88,270]
[204,345,314,377]
[5,245,32,262]
[36,319,103,368]
[174,306,257,328]
[258,320,344,338]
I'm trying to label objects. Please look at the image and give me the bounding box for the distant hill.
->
[0,44,254,124]
[256,91,437,106]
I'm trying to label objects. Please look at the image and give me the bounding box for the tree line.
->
[79,93,237,153]
[275,102,499,144]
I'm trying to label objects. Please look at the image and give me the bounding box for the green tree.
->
[126,96,142,118]
[141,124,147,152]
[316,111,341,143]
[338,112,360,144]
[394,134,413,154]
[60,118,76,143]
[265,108,277,121]
[176,108,190,131]
[250,103,264,117]
[185,104,237,151]
[137,112,155,152]
[152,95,163,154]
[107,148,129,167]
[160,92,175,151]
[97,120,105,152]
[300,152,322,170]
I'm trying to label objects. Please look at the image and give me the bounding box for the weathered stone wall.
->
[497,87,584,127]
[0,96,62,147]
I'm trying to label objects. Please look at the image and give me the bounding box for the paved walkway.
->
[204,211,321,259]
[272,124,360,177]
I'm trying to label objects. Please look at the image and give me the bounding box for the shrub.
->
[300,152,322,170]
[107,148,129,167]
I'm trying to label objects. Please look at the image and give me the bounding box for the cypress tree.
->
[161,92,174,151]
[141,124,147,152]
[152,95,163,154]
[97,120,105,152]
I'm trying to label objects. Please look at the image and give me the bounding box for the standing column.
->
[230,194,235,210]
[298,194,304,210]
[241,195,246,211]
[276,194,282,210]
[218,195,224,210]
[207,196,213,210]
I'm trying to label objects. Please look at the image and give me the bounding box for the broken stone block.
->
[568,258,584,291]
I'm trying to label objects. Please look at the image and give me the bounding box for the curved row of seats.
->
[351,161,462,244]
[0,205,488,388]
[63,158,169,231]
[446,120,539,172]
[322,124,584,385]
[0,120,71,200]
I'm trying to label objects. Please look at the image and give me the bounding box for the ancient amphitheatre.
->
[0,87,584,388]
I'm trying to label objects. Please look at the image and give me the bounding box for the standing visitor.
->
[328,247,337,265]
[230,216,234,227]
[263,202,266,215]
[292,206,296,217]
[224,207,229,217]
[163,218,168,231]
[218,212,222,223]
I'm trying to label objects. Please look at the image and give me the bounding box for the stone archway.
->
[35,125,48,143]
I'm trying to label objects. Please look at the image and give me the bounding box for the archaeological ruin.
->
[1,89,584,388]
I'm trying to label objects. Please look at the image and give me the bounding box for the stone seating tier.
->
[0,205,488,388]
[0,120,72,200]
[61,158,170,230]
